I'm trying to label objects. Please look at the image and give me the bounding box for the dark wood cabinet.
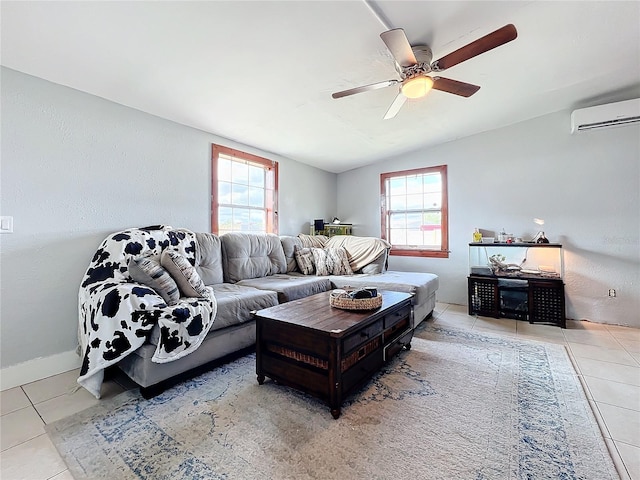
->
[467,242,566,328]
[255,291,413,418]
[468,275,566,328]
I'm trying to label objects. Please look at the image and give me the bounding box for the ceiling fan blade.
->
[431,24,517,71]
[432,77,481,97]
[332,79,399,99]
[380,28,417,68]
[383,93,407,120]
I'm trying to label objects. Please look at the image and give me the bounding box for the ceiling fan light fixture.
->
[401,75,434,99]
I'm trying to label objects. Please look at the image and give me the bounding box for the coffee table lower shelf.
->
[254,290,413,419]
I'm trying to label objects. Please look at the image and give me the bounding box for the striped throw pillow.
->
[294,246,315,275]
[161,250,209,298]
[128,256,180,305]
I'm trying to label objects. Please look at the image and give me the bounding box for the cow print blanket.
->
[77,226,217,398]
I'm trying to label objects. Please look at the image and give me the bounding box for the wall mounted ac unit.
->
[570,98,640,133]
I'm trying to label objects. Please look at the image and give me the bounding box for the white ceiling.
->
[2,1,639,173]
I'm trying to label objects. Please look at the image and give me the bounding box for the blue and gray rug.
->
[47,324,619,479]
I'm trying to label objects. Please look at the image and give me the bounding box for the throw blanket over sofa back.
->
[78,226,217,398]
[324,235,391,273]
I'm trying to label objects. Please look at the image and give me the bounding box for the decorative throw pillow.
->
[312,247,353,276]
[160,249,209,298]
[128,256,180,305]
[294,246,315,275]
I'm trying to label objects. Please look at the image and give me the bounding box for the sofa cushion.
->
[280,235,303,272]
[208,283,279,331]
[312,247,353,276]
[144,283,278,352]
[294,246,315,275]
[221,232,287,283]
[329,270,439,307]
[237,273,332,303]
[128,256,180,305]
[195,232,224,285]
[161,250,209,298]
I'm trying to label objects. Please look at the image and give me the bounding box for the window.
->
[211,144,278,235]
[380,165,448,258]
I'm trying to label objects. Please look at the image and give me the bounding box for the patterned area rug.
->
[47,324,619,479]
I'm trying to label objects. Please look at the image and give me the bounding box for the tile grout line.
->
[564,344,639,367]
[592,398,640,414]
[573,372,633,480]
[563,340,638,479]
[20,385,49,425]
[566,340,640,477]
[6,433,69,480]
[1,432,49,454]
[613,438,640,449]
[605,438,633,480]
[580,371,640,389]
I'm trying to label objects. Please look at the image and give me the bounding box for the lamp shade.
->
[401,75,434,99]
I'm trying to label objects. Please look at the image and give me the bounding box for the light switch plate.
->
[0,216,14,233]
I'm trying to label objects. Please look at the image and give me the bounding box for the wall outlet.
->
[608,289,616,297]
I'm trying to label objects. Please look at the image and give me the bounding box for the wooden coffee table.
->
[254,290,413,418]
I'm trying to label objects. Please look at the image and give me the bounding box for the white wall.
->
[337,110,640,327]
[0,67,337,370]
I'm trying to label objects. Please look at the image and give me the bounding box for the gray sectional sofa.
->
[79,226,438,398]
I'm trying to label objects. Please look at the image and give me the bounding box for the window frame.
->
[211,144,278,235]
[380,165,449,259]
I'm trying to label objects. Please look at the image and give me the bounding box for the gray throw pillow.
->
[195,232,224,285]
[161,250,209,298]
[280,236,303,272]
[128,256,180,305]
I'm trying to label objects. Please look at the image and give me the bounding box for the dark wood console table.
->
[468,242,566,328]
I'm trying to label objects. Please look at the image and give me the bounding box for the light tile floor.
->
[1,303,639,479]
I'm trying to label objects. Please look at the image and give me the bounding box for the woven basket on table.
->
[329,290,382,311]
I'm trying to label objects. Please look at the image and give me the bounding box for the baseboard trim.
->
[1,350,81,391]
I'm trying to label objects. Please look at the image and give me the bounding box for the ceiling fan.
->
[332,24,517,119]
